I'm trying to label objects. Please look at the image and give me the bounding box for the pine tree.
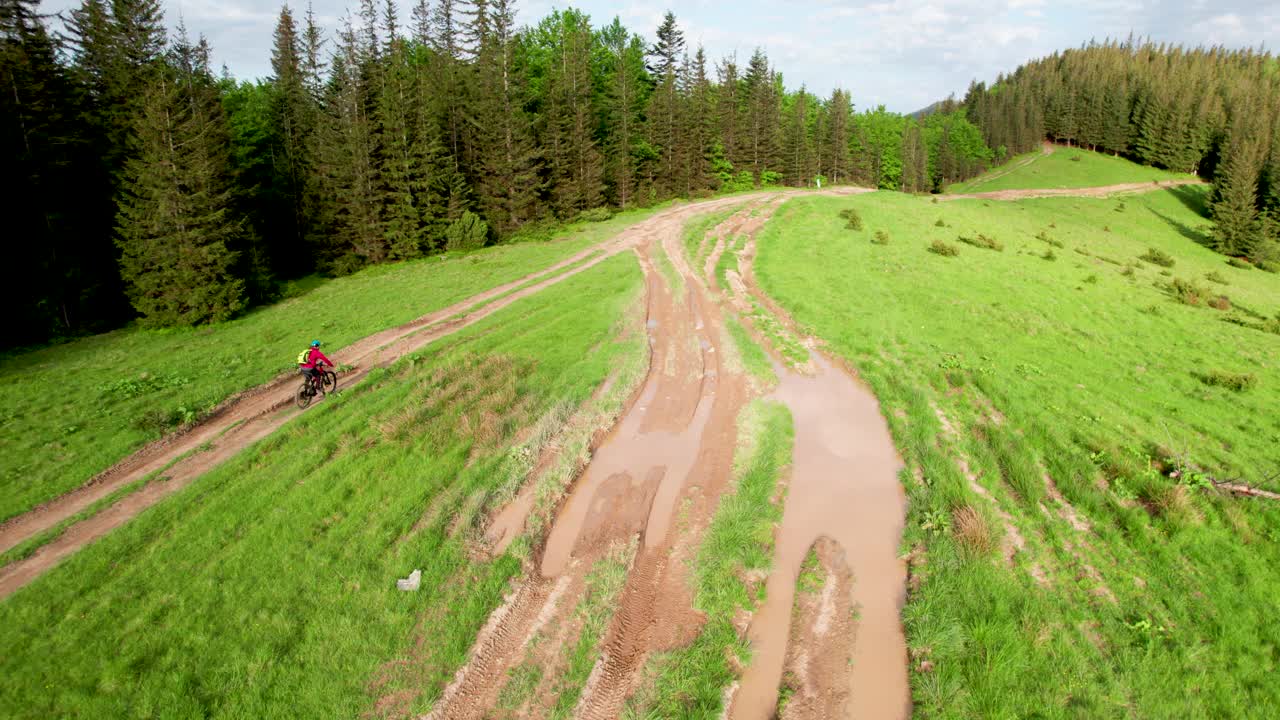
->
[542,9,604,215]
[742,48,781,181]
[471,0,539,231]
[645,11,685,197]
[685,46,716,193]
[115,32,246,326]
[825,89,852,184]
[1211,110,1265,257]
[314,18,385,270]
[600,18,646,208]
[269,4,320,271]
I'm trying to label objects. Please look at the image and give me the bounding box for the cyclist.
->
[298,340,334,393]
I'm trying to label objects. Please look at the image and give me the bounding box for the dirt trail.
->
[418,185,909,720]
[420,196,760,720]
[942,177,1205,202]
[712,213,909,720]
[0,194,772,598]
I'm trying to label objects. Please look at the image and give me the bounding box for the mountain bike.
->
[295,364,338,409]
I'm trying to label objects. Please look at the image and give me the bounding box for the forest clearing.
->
[4,0,1280,717]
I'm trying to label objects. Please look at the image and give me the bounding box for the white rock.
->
[396,569,421,592]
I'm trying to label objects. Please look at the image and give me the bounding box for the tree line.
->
[3,0,997,345]
[962,39,1280,264]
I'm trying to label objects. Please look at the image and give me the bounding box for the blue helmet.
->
[311,340,321,347]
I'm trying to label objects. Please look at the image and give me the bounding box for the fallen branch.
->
[1211,481,1280,501]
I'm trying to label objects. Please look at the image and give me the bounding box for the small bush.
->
[1258,260,1279,273]
[957,233,1003,251]
[1042,249,1057,261]
[1115,201,1127,213]
[1198,370,1257,392]
[575,206,614,223]
[1168,277,1207,305]
[1104,225,1111,232]
[1205,271,1228,285]
[1084,274,1098,284]
[928,239,958,256]
[1070,155,1082,162]
[935,219,946,227]
[838,207,864,231]
[1228,257,1253,270]
[1208,295,1232,311]
[1139,248,1176,268]
[445,210,490,251]
[872,230,890,245]
[1121,266,1135,277]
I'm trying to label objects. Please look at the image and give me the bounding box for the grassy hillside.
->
[0,253,646,719]
[949,146,1196,193]
[0,208,655,523]
[756,189,1280,717]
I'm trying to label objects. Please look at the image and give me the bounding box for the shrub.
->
[1084,274,1098,284]
[1198,370,1257,392]
[1208,295,1232,311]
[928,239,958,256]
[1139,248,1176,267]
[1167,277,1207,305]
[1115,201,1127,212]
[839,207,864,231]
[760,170,783,186]
[575,206,614,223]
[1035,230,1063,248]
[1042,249,1057,261]
[1103,225,1111,232]
[935,219,946,227]
[1205,271,1228,285]
[1121,266,1136,277]
[957,233,1003,251]
[445,210,490,251]
[872,230,890,245]
[1228,257,1253,270]
[1259,260,1279,273]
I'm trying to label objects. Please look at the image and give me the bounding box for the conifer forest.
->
[2,0,1278,347]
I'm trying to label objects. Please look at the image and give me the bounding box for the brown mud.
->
[420,194,768,720]
[710,202,909,720]
[776,537,857,720]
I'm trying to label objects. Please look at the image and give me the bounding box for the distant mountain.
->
[909,101,944,119]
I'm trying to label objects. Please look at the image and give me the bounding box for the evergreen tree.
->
[269,4,320,271]
[599,18,646,207]
[644,11,685,196]
[1211,111,1265,257]
[471,0,539,231]
[115,32,246,326]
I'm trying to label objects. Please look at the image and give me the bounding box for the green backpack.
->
[296,348,311,366]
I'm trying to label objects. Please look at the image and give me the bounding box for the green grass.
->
[0,254,646,719]
[0,207,661,523]
[682,206,743,271]
[949,146,1197,193]
[756,189,1280,717]
[624,400,794,719]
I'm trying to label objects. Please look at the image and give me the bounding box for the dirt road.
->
[0,193,766,598]
[942,177,1205,201]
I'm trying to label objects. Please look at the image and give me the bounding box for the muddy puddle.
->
[727,352,910,720]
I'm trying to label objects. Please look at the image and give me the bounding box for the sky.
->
[39,0,1280,113]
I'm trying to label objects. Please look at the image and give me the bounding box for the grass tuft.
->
[1139,247,1176,268]
[929,239,959,257]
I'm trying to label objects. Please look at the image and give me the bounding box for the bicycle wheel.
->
[295,382,313,409]
[321,370,338,394]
